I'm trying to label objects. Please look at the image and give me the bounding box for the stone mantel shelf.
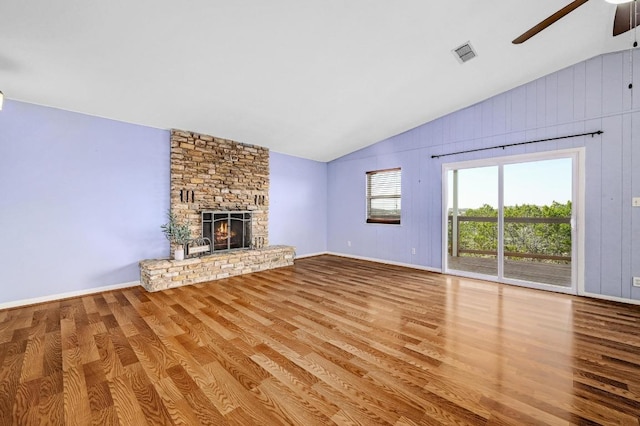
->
[140,245,295,292]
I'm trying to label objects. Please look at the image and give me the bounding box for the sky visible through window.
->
[448,158,572,209]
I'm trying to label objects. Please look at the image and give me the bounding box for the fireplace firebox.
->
[202,211,252,252]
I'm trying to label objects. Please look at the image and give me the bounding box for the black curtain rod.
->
[431,130,603,159]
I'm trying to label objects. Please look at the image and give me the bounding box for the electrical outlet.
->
[633,277,640,287]
[411,248,416,255]
[347,240,351,247]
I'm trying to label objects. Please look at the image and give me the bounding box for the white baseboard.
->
[295,251,330,259]
[321,253,640,306]
[326,251,442,273]
[322,254,640,306]
[4,265,635,311]
[579,290,640,306]
[0,281,140,311]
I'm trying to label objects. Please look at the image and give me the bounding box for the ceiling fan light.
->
[605,0,634,4]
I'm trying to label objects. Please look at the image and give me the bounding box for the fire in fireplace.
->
[202,211,252,251]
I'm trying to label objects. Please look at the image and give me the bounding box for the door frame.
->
[441,148,585,295]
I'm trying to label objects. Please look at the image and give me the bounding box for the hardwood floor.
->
[1,255,640,425]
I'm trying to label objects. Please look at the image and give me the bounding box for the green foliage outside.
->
[448,201,571,263]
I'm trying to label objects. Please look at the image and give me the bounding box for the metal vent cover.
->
[452,42,477,64]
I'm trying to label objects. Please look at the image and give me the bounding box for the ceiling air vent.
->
[452,42,477,64]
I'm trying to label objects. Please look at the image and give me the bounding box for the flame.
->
[214,222,236,243]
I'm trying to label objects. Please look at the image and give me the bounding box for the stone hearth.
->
[140,246,295,292]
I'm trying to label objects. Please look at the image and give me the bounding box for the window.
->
[366,168,401,224]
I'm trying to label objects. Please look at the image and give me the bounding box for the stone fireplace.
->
[139,130,294,292]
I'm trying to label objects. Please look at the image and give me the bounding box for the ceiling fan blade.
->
[512,0,590,44]
[613,2,640,36]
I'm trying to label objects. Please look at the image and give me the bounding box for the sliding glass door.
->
[443,150,581,293]
[447,166,499,277]
[503,159,572,286]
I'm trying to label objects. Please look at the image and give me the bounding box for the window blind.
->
[366,168,401,224]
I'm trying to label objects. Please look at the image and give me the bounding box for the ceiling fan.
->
[513,0,639,44]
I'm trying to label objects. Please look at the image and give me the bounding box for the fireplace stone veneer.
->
[140,245,295,292]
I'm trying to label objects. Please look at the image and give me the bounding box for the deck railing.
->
[448,215,571,262]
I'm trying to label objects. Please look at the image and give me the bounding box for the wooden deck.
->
[1,255,638,424]
[448,255,572,286]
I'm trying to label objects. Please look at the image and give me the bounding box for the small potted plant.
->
[161,210,191,260]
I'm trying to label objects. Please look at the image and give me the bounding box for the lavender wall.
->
[3,49,638,306]
[0,100,327,306]
[328,49,640,302]
[0,100,170,305]
[269,152,327,256]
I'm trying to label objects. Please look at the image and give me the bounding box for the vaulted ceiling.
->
[0,1,633,161]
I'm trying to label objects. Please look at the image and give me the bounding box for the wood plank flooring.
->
[1,254,640,425]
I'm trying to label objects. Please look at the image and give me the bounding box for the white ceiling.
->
[0,1,633,161]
